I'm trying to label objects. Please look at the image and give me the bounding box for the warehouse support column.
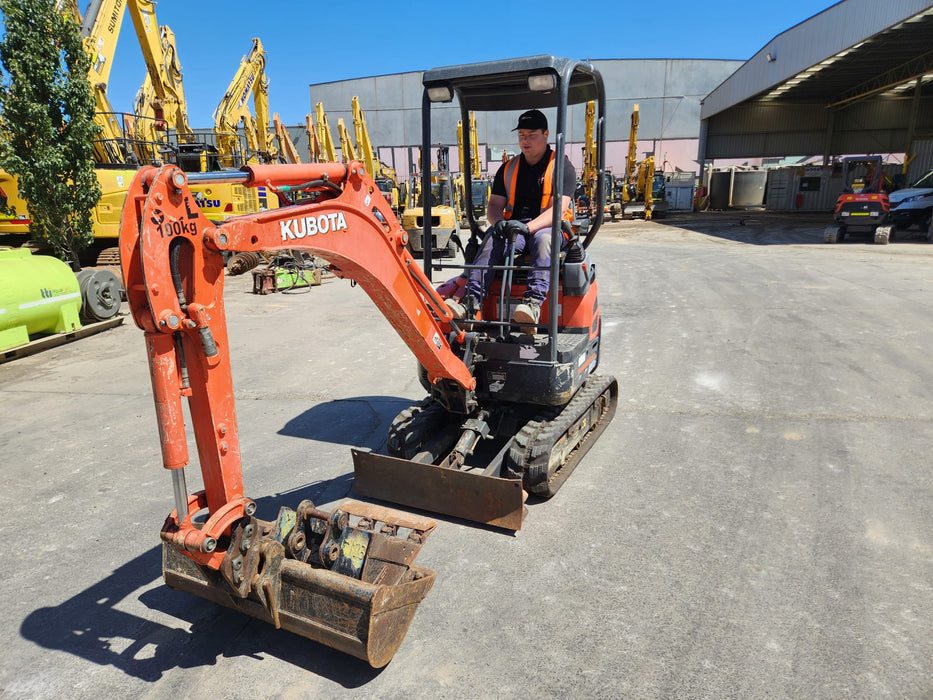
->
[821,110,835,167]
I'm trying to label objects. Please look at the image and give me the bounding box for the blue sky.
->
[4,0,839,127]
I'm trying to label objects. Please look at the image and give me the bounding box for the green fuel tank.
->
[0,248,81,352]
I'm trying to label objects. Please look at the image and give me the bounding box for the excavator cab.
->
[353,56,618,527]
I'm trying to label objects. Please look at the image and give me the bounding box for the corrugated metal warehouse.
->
[305,59,742,180]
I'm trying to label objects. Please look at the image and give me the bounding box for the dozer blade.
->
[351,449,527,531]
[161,499,436,668]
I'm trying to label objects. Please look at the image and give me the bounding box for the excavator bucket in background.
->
[161,499,436,668]
[352,450,527,531]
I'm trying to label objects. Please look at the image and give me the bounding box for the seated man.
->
[446,109,576,333]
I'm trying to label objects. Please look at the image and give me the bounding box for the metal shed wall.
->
[307,59,741,175]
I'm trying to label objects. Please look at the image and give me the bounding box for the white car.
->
[889,169,933,231]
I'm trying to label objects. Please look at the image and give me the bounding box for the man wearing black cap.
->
[446,109,576,333]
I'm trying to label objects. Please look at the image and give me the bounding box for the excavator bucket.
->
[351,450,527,531]
[161,500,436,668]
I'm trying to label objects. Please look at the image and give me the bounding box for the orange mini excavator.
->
[120,56,617,665]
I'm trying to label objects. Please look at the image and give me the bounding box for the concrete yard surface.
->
[0,211,931,698]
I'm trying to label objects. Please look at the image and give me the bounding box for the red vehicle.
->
[825,156,893,244]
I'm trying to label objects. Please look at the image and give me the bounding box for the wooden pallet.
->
[0,315,125,364]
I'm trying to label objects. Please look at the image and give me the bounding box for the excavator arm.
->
[120,161,469,665]
[122,162,474,504]
[129,0,191,132]
[352,96,380,179]
[314,102,338,163]
[273,113,301,164]
[337,118,358,163]
[213,38,277,165]
[305,114,322,162]
[623,104,639,203]
[128,0,191,164]
[71,0,132,164]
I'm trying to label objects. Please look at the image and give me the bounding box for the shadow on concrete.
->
[651,210,932,246]
[18,485,388,687]
[651,210,829,246]
[278,395,415,448]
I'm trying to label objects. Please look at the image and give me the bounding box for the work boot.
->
[512,297,541,335]
[445,294,480,322]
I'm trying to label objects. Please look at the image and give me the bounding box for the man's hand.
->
[492,220,529,239]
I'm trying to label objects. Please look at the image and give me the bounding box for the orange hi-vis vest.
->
[502,152,574,228]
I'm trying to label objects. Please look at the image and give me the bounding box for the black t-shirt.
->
[491,146,577,220]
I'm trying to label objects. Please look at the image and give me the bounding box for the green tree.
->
[0,0,101,267]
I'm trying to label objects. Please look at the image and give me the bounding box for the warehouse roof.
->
[700,0,933,162]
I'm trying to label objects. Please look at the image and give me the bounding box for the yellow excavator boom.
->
[213,38,277,165]
[337,118,357,163]
[274,114,301,164]
[128,0,192,165]
[74,0,133,164]
[315,102,337,163]
[305,114,322,162]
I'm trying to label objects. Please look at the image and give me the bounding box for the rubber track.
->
[388,397,437,459]
[508,374,618,497]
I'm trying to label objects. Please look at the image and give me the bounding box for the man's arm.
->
[525,194,572,233]
[486,193,507,225]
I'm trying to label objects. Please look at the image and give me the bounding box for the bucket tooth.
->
[161,499,436,667]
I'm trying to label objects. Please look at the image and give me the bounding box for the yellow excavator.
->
[605,104,639,221]
[352,96,401,214]
[128,0,192,165]
[1,0,138,241]
[2,0,178,259]
[304,113,322,163]
[456,111,490,226]
[2,1,271,259]
[401,146,462,259]
[575,100,599,220]
[212,38,278,167]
